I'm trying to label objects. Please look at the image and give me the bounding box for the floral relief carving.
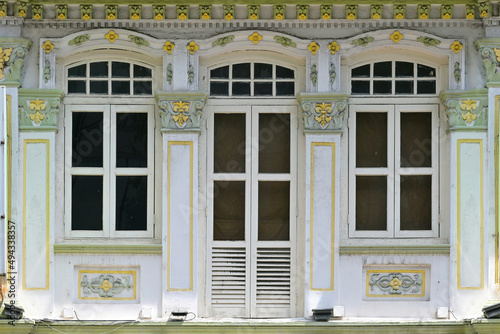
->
[0,46,12,80]
[81,274,133,298]
[298,94,348,132]
[369,272,422,295]
[19,90,63,130]
[157,93,207,131]
[440,90,488,131]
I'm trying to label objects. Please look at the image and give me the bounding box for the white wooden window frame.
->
[348,104,439,239]
[64,104,155,238]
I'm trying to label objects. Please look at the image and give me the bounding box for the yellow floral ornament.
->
[389,277,402,290]
[396,13,403,20]
[249,32,263,44]
[372,13,381,20]
[202,12,210,20]
[0,11,5,17]
[308,42,319,55]
[322,13,330,20]
[34,13,41,20]
[275,13,283,20]
[58,13,66,20]
[390,31,404,43]
[83,14,91,21]
[179,13,187,21]
[131,13,140,20]
[299,14,306,21]
[0,47,12,80]
[172,101,191,127]
[29,99,47,124]
[163,41,175,55]
[420,13,428,20]
[225,13,233,21]
[451,41,463,54]
[155,13,163,21]
[186,41,199,55]
[100,279,113,292]
[347,13,355,20]
[250,13,258,20]
[481,11,488,18]
[328,41,340,55]
[42,40,54,54]
[105,30,119,43]
[466,12,474,20]
[107,13,115,20]
[18,10,26,18]
[443,13,451,20]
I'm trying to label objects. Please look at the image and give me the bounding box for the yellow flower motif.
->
[29,99,46,112]
[155,13,163,21]
[461,99,477,112]
[322,13,330,20]
[34,13,41,20]
[443,13,451,20]
[107,13,115,20]
[396,13,403,20]
[100,279,113,292]
[19,10,26,17]
[481,10,488,18]
[347,13,355,20]
[202,12,210,20]
[328,41,340,55]
[389,277,402,290]
[298,14,306,21]
[0,47,12,79]
[308,41,319,55]
[42,40,54,54]
[29,111,45,124]
[462,111,477,124]
[105,30,119,43]
[172,101,191,127]
[179,13,187,20]
[83,14,90,21]
[58,13,65,20]
[250,13,258,20]
[420,13,428,20]
[186,41,199,55]
[163,41,175,54]
[0,11,5,17]
[225,13,233,21]
[275,13,283,20]
[249,32,263,44]
[466,12,474,20]
[372,13,381,20]
[390,31,404,43]
[131,13,140,20]
[314,102,333,128]
[451,41,463,54]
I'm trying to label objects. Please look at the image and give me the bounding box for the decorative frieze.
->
[177,5,189,20]
[223,5,235,21]
[18,89,64,131]
[56,5,68,20]
[153,5,165,20]
[297,5,308,21]
[298,93,349,132]
[81,5,92,21]
[129,5,142,20]
[440,89,488,131]
[441,4,453,20]
[105,5,117,20]
[248,5,259,20]
[394,4,406,20]
[0,2,6,17]
[32,5,43,20]
[367,270,424,298]
[418,4,430,20]
[78,270,136,301]
[346,5,357,20]
[479,1,490,18]
[274,5,285,20]
[156,92,207,132]
[320,5,332,20]
[200,5,211,20]
[370,5,382,20]
[15,1,27,18]
[0,37,32,87]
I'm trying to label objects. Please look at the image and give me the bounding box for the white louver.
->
[211,247,247,310]
[256,247,291,308]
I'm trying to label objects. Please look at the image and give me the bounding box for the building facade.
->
[0,0,499,332]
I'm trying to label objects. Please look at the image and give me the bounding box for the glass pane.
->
[417,80,436,94]
[373,80,392,94]
[133,81,152,95]
[116,113,148,168]
[276,82,295,96]
[68,80,86,94]
[417,64,436,77]
[68,64,86,77]
[276,66,294,79]
[351,80,370,94]
[214,114,246,173]
[112,81,130,95]
[356,176,387,231]
[254,63,272,79]
[400,112,432,167]
[115,176,147,231]
[254,82,272,96]
[396,61,414,77]
[374,61,392,77]
[259,113,290,173]
[90,81,108,94]
[72,175,103,230]
[351,64,370,78]
[211,66,229,79]
[210,82,229,96]
[233,63,251,79]
[356,112,387,167]
[400,175,431,230]
[214,181,245,240]
[90,62,108,77]
[72,112,103,167]
[134,65,152,78]
[112,62,130,78]
[232,82,250,96]
[258,181,289,241]
[395,81,414,94]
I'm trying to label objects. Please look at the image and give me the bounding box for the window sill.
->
[53,244,162,255]
[339,244,450,255]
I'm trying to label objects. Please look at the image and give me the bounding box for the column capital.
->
[156,91,207,132]
[297,92,349,133]
[19,89,64,131]
[439,89,488,132]
[475,38,500,87]
[0,37,32,87]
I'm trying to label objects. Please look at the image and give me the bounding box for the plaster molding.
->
[18,89,64,131]
[0,37,32,87]
[439,89,488,132]
[156,91,207,132]
[297,92,349,133]
[475,38,500,87]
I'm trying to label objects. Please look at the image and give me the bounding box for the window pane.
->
[258,181,289,241]
[211,66,229,79]
[90,81,108,94]
[276,66,294,79]
[254,82,272,96]
[115,176,147,231]
[396,61,414,77]
[259,113,290,173]
[133,81,152,95]
[90,62,108,77]
[254,63,272,79]
[374,61,392,77]
[68,64,86,77]
[395,81,414,94]
[400,112,432,167]
[134,65,152,78]
[356,176,387,231]
[72,112,103,167]
[417,64,436,77]
[116,113,148,168]
[72,175,103,230]
[112,81,130,95]
[233,63,251,79]
[276,82,294,96]
[352,64,370,78]
[214,114,246,173]
[400,175,431,230]
[112,62,130,78]
[214,181,245,240]
[68,80,86,94]
[232,82,250,96]
[351,80,370,94]
[417,80,436,94]
[373,80,392,94]
[356,112,387,167]
[210,82,229,96]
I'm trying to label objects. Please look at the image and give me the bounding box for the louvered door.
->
[208,105,296,318]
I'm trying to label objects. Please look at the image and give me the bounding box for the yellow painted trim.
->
[167,141,193,292]
[54,244,162,254]
[366,269,426,298]
[22,139,50,290]
[310,142,335,292]
[78,270,136,300]
[6,95,11,280]
[457,139,484,290]
[496,95,499,285]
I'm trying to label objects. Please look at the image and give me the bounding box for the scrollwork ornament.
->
[369,273,422,295]
[300,98,347,131]
[0,39,32,85]
[81,274,133,298]
[474,41,500,84]
[156,93,208,131]
[18,89,63,130]
[440,89,488,131]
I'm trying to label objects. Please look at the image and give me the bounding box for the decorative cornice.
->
[0,37,32,87]
[156,91,207,132]
[297,92,349,133]
[18,89,64,131]
[439,89,488,132]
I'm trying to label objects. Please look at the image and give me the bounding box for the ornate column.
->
[297,92,348,318]
[156,91,207,316]
[440,89,488,318]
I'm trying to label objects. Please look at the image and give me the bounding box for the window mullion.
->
[105,105,113,238]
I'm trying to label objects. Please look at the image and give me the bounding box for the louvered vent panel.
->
[211,247,247,308]
[256,247,291,307]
